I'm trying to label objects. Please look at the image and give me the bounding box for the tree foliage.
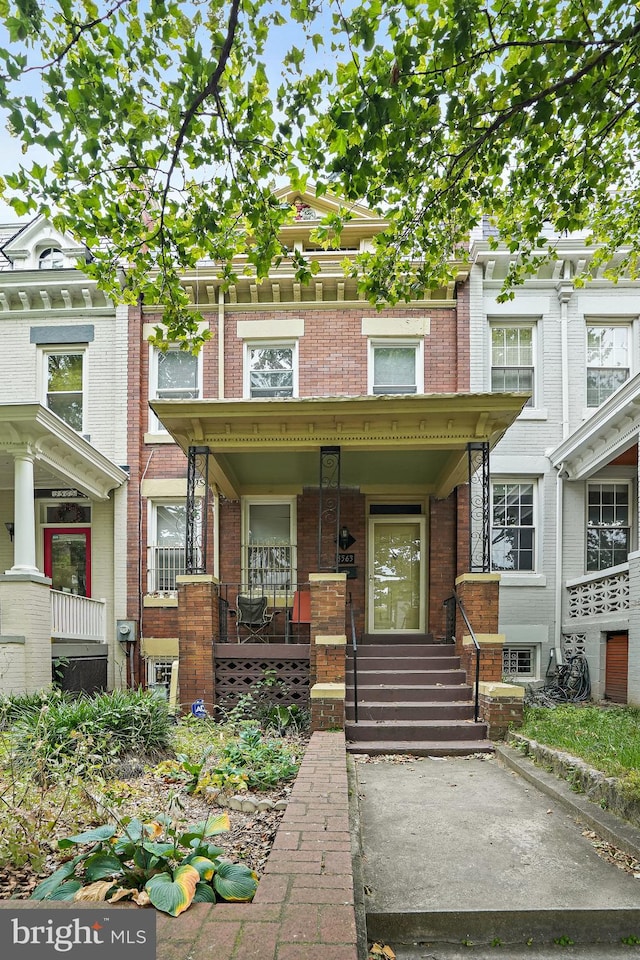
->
[1,0,640,337]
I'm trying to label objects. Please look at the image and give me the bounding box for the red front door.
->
[44,528,91,597]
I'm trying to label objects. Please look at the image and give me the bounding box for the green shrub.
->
[213,727,299,791]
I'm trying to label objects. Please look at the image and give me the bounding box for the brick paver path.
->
[156,731,358,959]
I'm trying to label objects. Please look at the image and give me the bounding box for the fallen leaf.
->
[74,880,114,902]
[109,888,135,903]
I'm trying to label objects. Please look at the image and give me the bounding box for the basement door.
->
[605,631,628,703]
[367,516,426,634]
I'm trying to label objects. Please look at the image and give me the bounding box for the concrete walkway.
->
[354,746,640,957]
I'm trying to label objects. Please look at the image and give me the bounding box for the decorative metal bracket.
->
[467,441,490,573]
[186,445,210,574]
[318,445,341,571]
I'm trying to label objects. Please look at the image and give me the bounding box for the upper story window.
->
[490,324,534,406]
[45,351,84,431]
[586,482,630,571]
[586,324,629,407]
[369,340,423,395]
[39,247,64,270]
[491,481,535,572]
[245,343,296,399]
[149,345,200,432]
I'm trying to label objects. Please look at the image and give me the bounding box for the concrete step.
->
[347,738,494,756]
[349,643,456,658]
[347,683,474,702]
[351,669,468,685]
[346,719,488,742]
[347,655,461,671]
[359,633,435,645]
[346,701,475,721]
[366,908,640,953]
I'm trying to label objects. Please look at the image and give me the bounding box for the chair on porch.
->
[236,595,275,642]
[287,589,311,641]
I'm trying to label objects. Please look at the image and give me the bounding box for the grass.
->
[519,704,640,779]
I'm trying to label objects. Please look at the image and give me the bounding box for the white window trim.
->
[243,340,299,399]
[585,478,633,573]
[40,345,87,434]
[584,319,634,412]
[367,338,424,395]
[146,498,195,595]
[488,319,540,413]
[503,644,540,681]
[490,477,540,577]
[148,343,203,433]
[241,496,298,590]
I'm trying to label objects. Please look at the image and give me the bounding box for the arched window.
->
[39,247,64,269]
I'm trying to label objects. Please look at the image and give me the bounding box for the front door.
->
[368,516,426,633]
[44,528,91,597]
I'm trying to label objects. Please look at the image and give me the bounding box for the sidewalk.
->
[355,747,640,954]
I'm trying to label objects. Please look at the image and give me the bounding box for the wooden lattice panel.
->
[213,643,310,712]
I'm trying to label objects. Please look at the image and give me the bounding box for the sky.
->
[0,0,348,223]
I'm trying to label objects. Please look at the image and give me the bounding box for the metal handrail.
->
[443,590,481,723]
[347,591,358,723]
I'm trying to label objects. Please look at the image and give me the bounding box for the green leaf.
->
[213,861,258,902]
[193,881,216,903]
[84,851,125,882]
[145,864,200,917]
[48,880,83,901]
[58,825,116,849]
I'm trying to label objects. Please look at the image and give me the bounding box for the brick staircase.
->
[345,633,493,756]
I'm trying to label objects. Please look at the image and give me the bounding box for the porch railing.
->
[51,591,106,642]
[566,563,629,619]
[217,582,311,643]
[147,545,187,595]
[443,591,480,723]
[348,592,359,723]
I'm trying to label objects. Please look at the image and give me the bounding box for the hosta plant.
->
[30,811,258,917]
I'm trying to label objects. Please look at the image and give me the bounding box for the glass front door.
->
[44,528,91,596]
[368,516,426,633]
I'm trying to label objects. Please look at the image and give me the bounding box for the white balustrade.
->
[51,590,107,641]
[566,563,629,619]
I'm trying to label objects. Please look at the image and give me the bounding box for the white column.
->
[6,450,39,575]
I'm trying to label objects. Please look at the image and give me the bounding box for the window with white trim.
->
[44,350,85,431]
[368,339,423,395]
[244,342,297,398]
[147,501,188,593]
[149,345,200,431]
[491,481,535,572]
[490,323,534,406]
[243,498,296,590]
[39,247,64,270]
[503,645,536,679]
[586,481,631,571]
[586,324,630,407]
[145,657,176,692]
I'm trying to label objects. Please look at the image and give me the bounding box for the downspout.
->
[554,270,573,666]
[218,285,225,399]
[554,463,567,666]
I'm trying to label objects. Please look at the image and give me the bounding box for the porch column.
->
[6,449,39,576]
[175,574,219,713]
[309,572,347,732]
[454,572,503,683]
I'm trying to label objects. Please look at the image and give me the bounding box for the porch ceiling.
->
[0,403,128,499]
[150,393,527,499]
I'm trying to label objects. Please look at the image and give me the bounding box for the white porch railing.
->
[147,545,187,595]
[566,563,629,619]
[51,590,107,642]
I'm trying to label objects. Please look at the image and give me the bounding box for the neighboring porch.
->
[0,403,127,694]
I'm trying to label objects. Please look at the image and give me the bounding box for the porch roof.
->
[150,392,527,499]
[0,403,128,500]
[549,373,640,480]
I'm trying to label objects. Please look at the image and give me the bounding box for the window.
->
[245,343,296,398]
[150,345,200,431]
[39,247,64,270]
[491,482,535,572]
[45,351,84,430]
[369,340,423,394]
[243,499,296,590]
[147,502,187,593]
[586,325,629,407]
[503,646,536,679]
[491,324,534,405]
[145,657,176,693]
[586,482,630,571]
